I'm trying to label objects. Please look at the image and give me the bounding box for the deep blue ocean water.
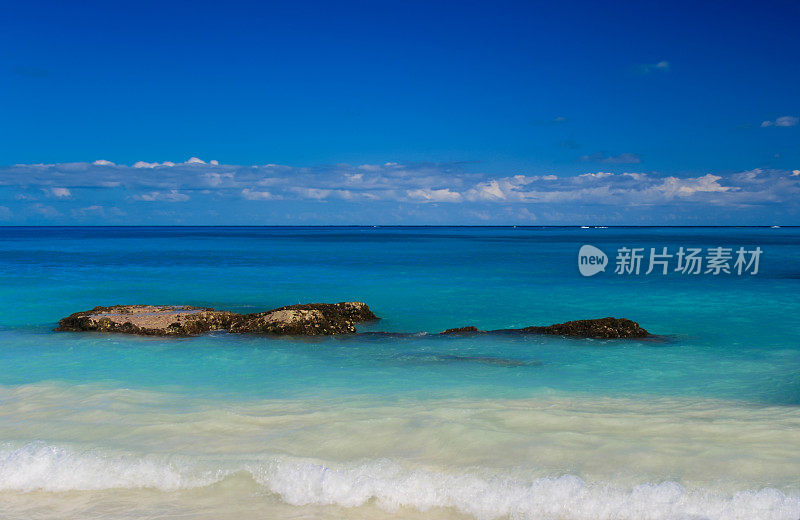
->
[0,227,799,520]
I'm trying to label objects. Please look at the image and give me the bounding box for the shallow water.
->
[0,226,798,519]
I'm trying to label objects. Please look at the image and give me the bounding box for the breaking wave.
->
[0,442,226,492]
[1,443,798,520]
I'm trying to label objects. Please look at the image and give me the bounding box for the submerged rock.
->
[516,317,649,339]
[395,352,536,367]
[55,302,377,336]
[440,326,482,335]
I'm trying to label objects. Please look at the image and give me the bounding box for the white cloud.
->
[92,160,115,166]
[292,187,331,200]
[204,171,234,187]
[186,157,206,164]
[132,190,189,202]
[133,159,186,168]
[133,161,163,169]
[287,187,375,201]
[465,180,507,201]
[761,116,798,127]
[406,188,462,202]
[579,171,614,178]
[48,187,72,198]
[241,188,277,200]
[623,172,647,180]
[651,174,733,197]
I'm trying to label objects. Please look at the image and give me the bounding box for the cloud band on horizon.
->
[0,158,798,225]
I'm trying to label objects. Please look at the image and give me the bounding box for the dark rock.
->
[440,326,482,335]
[516,317,649,339]
[54,305,239,336]
[230,301,377,335]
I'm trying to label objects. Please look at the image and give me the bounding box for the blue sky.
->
[1,0,798,224]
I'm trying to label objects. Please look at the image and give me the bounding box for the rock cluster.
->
[55,302,378,336]
[440,326,481,335]
[56,303,649,339]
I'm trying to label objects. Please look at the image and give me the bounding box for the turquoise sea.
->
[0,226,798,519]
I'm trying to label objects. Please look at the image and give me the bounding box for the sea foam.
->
[1,443,798,520]
[0,442,225,492]
[254,457,800,520]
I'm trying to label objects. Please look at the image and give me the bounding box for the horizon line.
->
[0,225,797,229]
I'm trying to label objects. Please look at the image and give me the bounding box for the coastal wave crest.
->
[0,442,225,492]
[254,458,800,520]
[1,443,798,520]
